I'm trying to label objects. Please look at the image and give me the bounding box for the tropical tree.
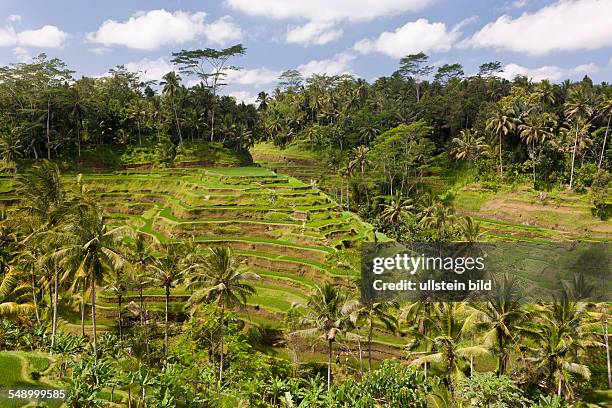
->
[0,269,33,318]
[597,96,612,169]
[348,146,372,205]
[458,216,483,243]
[450,129,490,161]
[519,113,554,186]
[344,299,397,370]
[486,108,517,176]
[564,88,594,189]
[294,283,348,391]
[380,197,414,226]
[471,274,527,376]
[161,71,183,143]
[186,246,258,390]
[54,202,125,359]
[104,267,127,342]
[149,244,187,362]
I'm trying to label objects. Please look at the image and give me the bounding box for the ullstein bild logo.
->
[361,242,611,303]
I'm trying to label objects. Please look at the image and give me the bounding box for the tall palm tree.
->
[104,268,127,342]
[471,274,527,376]
[161,71,183,144]
[54,203,125,359]
[348,146,372,205]
[597,96,612,169]
[450,129,490,161]
[125,234,156,327]
[519,113,554,186]
[381,197,414,226]
[186,247,259,390]
[0,269,33,318]
[486,109,517,177]
[344,299,397,370]
[409,303,488,397]
[293,283,348,391]
[521,299,595,399]
[149,244,187,362]
[564,88,594,189]
[459,216,483,243]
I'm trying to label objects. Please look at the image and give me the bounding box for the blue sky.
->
[0,0,610,103]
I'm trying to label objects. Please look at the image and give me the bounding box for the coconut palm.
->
[486,108,517,177]
[294,283,348,391]
[161,71,183,144]
[149,244,188,362]
[597,96,612,169]
[0,269,33,318]
[53,203,125,359]
[344,299,397,370]
[348,146,372,205]
[186,246,259,390]
[381,197,414,226]
[104,268,127,342]
[458,216,483,243]
[564,88,594,189]
[409,303,488,397]
[519,113,555,186]
[450,129,490,161]
[125,234,155,326]
[471,274,527,376]
[521,299,596,399]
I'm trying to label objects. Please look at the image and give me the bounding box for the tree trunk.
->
[164,285,169,361]
[368,319,373,371]
[118,293,123,342]
[357,338,363,375]
[327,339,333,391]
[499,132,503,177]
[210,102,216,142]
[532,142,537,188]
[31,270,40,325]
[91,269,98,361]
[605,320,611,389]
[76,119,81,158]
[80,284,85,337]
[172,100,182,144]
[569,123,579,189]
[218,303,225,399]
[46,98,51,160]
[600,115,610,170]
[470,335,474,377]
[51,262,58,349]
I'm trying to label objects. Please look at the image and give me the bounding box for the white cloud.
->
[13,47,30,62]
[226,0,432,22]
[18,25,67,48]
[229,90,258,105]
[90,47,112,55]
[298,53,354,77]
[87,9,242,51]
[464,0,612,55]
[124,57,175,82]
[201,16,243,45]
[499,63,600,81]
[354,19,461,58]
[225,67,282,87]
[7,15,21,23]
[286,21,343,46]
[0,24,67,48]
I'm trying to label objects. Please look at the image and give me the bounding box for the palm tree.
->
[54,203,125,359]
[486,109,517,177]
[125,234,155,327]
[450,129,490,161]
[161,71,183,144]
[359,124,379,146]
[344,299,397,370]
[104,268,127,342]
[380,197,414,226]
[0,125,23,171]
[597,96,612,169]
[409,303,488,397]
[149,244,187,362]
[471,274,527,376]
[564,88,594,189]
[0,269,33,319]
[521,299,595,399]
[519,113,554,186]
[186,246,259,391]
[459,216,483,243]
[293,283,347,391]
[348,146,372,205]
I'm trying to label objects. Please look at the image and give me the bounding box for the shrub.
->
[591,170,612,220]
[457,372,531,407]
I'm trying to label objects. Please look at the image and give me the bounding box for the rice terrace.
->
[0,0,612,407]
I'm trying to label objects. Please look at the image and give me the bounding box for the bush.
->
[457,372,531,407]
[591,170,612,220]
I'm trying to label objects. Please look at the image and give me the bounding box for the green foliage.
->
[457,373,531,407]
